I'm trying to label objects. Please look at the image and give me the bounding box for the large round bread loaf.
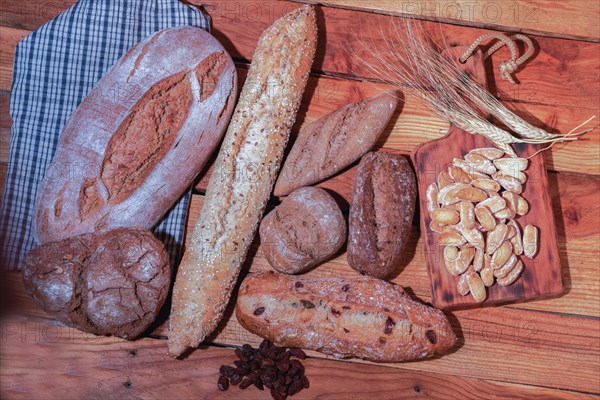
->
[34,27,237,243]
[22,228,171,339]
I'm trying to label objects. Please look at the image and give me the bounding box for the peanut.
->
[492,173,522,194]
[432,208,460,225]
[459,201,476,229]
[493,253,518,278]
[457,273,470,295]
[493,157,528,172]
[478,196,506,213]
[523,225,539,259]
[475,206,496,231]
[430,149,538,295]
[472,178,501,192]
[491,241,513,269]
[455,187,488,202]
[480,266,495,287]
[469,147,505,160]
[439,231,467,246]
[466,271,487,303]
[473,248,484,272]
[486,223,508,254]
[426,183,439,212]
[497,259,524,286]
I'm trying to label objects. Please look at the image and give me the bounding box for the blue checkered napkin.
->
[0,0,210,270]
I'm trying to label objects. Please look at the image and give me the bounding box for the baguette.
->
[236,272,457,362]
[168,6,317,357]
[34,27,236,243]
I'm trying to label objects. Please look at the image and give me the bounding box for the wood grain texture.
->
[1,2,598,123]
[4,265,599,394]
[1,25,598,176]
[1,317,594,400]
[0,27,28,92]
[292,0,600,41]
[1,1,599,397]
[197,1,600,112]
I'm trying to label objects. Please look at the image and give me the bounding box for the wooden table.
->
[1,1,599,399]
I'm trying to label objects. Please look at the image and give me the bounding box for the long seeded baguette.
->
[236,272,457,362]
[168,6,317,357]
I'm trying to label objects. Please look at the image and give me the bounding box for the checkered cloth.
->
[1,0,210,270]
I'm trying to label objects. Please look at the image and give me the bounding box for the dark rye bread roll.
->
[259,187,346,274]
[34,27,237,243]
[347,152,417,279]
[236,272,457,362]
[273,91,399,196]
[22,228,170,339]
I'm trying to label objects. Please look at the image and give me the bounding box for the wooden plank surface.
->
[1,26,598,176]
[198,1,600,111]
[2,317,594,400]
[291,0,600,41]
[1,1,599,398]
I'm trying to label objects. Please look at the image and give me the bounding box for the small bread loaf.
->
[22,228,170,339]
[236,272,457,362]
[274,92,399,196]
[34,27,236,243]
[168,6,317,357]
[347,152,416,279]
[260,187,346,274]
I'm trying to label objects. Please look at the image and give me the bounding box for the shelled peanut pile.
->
[426,148,539,303]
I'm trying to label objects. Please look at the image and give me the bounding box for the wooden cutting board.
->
[412,46,564,310]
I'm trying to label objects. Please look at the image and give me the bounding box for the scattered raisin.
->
[426,330,437,344]
[341,284,350,292]
[217,340,309,399]
[295,281,304,288]
[239,377,253,390]
[219,365,236,377]
[254,307,266,316]
[384,316,396,335]
[217,376,229,391]
[300,300,315,309]
[288,348,306,360]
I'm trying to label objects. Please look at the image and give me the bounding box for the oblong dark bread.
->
[347,152,416,279]
[34,27,237,243]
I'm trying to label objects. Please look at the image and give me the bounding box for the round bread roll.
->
[260,187,346,274]
[22,228,170,339]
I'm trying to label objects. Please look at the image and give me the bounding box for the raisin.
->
[217,376,229,391]
[384,316,396,335]
[426,330,437,344]
[300,300,315,309]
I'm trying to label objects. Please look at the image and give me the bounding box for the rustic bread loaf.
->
[236,272,457,362]
[273,91,399,196]
[168,6,317,357]
[260,187,346,274]
[347,152,416,279]
[34,27,237,243]
[22,228,170,339]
